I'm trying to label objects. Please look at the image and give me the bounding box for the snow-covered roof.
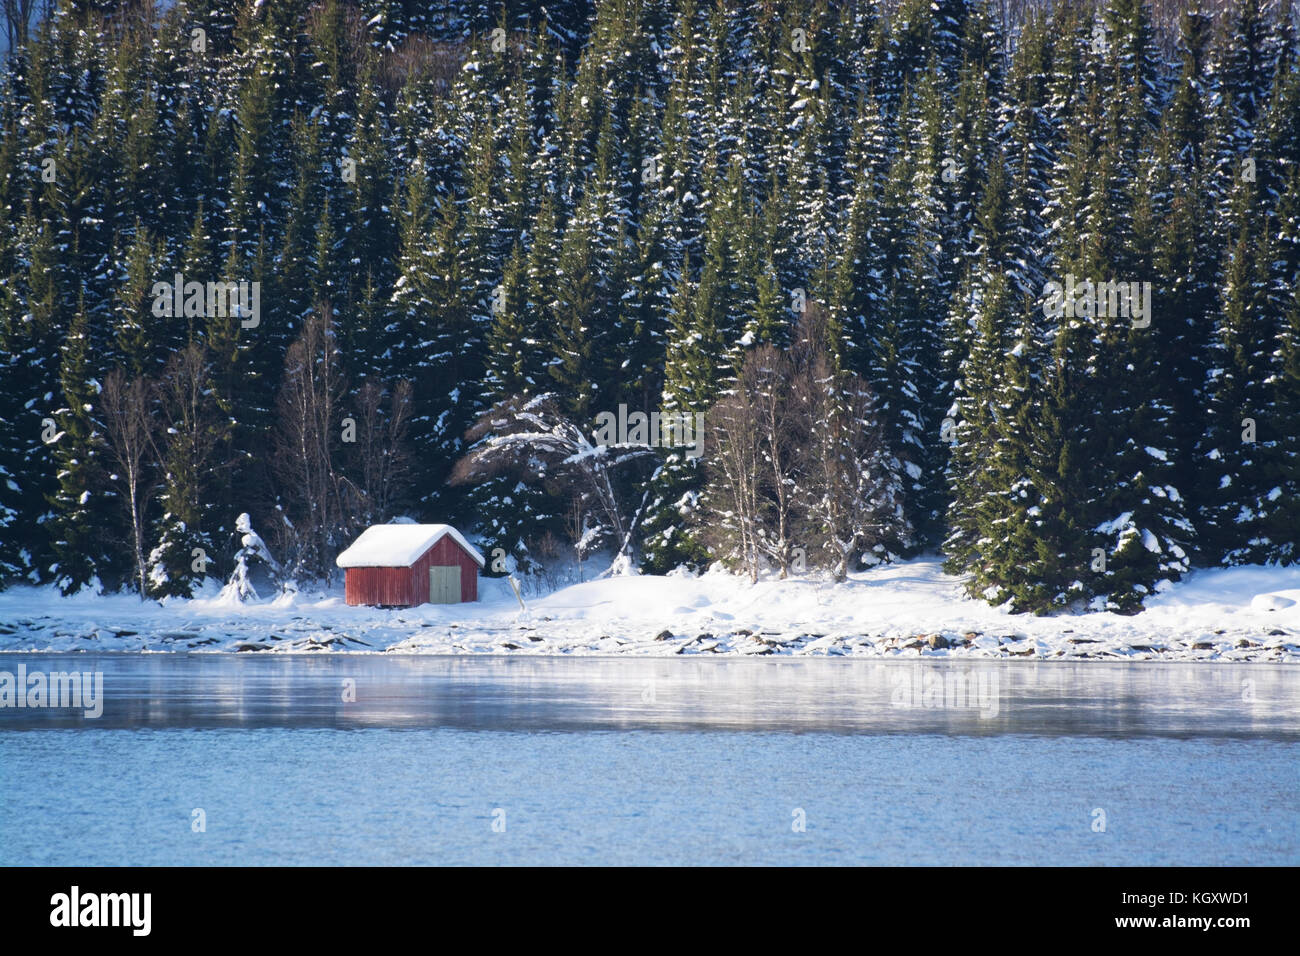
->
[336,524,485,569]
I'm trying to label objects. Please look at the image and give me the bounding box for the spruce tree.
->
[638,253,713,572]
[46,295,115,593]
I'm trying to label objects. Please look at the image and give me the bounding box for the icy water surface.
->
[1,654,1296,865]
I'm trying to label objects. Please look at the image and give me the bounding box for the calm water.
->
[1,654,1297,865]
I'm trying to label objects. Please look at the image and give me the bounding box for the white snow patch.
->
[336,524,485,568]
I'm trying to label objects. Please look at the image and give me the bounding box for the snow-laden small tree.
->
[220,512,285,603]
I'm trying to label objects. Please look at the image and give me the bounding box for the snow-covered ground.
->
[1,558,1298,661]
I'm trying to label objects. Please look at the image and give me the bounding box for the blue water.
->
[1,655,1297,865]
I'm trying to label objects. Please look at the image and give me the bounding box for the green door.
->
[428,565,461,604]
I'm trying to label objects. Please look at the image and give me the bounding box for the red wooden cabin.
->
[336,524,485,607]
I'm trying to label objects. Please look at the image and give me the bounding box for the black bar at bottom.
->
[2,866,1280,944]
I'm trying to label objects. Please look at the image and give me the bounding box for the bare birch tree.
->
[271,306,350,582]
[347,378,414,527]
[703,376,765,582]
[99,368,153,597]
[749,345,804,578]
[791,306,908,580]
[702,304,908,582]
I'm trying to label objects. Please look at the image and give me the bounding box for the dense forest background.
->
[0,0,1297,613]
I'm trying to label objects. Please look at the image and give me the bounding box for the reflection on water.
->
[1,654,1297,865]
[1,653,1296,737]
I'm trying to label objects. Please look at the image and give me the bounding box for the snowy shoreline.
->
[2,558,1298,663]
